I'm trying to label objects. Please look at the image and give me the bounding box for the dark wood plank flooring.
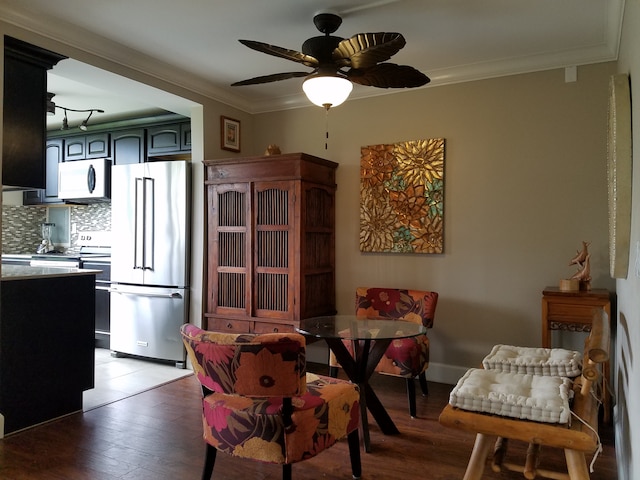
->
[0,368,617,479]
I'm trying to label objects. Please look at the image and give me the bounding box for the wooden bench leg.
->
[463,433,495,480]
[564,449,590,480]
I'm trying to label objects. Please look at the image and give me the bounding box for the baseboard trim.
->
[306,343,467,386]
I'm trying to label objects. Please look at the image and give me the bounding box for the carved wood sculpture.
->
[568,241,592,290]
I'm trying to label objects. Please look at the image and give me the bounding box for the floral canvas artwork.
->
[360,138,445,253]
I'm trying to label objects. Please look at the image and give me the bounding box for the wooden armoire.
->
[203,153,338,333]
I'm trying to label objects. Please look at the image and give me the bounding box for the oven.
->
[82,259,111,348]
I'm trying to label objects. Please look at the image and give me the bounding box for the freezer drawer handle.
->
[109,288,182,299]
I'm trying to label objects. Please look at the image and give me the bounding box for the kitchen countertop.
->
[1,265,102,281]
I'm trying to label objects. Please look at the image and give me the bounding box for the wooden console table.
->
[541,286,612,422]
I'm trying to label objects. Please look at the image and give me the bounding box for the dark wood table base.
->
[325,337,400,452]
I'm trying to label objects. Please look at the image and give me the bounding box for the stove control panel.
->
[77,230,111,247]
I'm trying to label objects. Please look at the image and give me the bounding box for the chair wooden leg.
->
[463,433,495,480]
[202,443,217,480]
[564,449,590,480]
[329,366,339,378]
[282,463,292,480]
[347,429,362,479]
[418,371,429,396]
[406,378,417,417]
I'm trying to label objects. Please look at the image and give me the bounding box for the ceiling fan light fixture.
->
[302,73,353,109]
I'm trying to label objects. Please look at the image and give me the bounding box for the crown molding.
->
[0,1,623,115]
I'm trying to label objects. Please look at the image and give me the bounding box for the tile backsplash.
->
[2,202,111,254]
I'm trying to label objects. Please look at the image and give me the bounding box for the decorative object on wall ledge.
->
[561,240,591,291]
[607,73,632,279]
[220,116,241,152]
[360,138,445,254]
[264,144,281,155]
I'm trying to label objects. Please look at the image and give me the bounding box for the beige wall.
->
[614,1,640,479]
[253,63,617,382]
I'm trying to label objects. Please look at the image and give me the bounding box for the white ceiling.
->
[0,0,624,128]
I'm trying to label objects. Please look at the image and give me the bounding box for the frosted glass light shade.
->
[303,75,353,108]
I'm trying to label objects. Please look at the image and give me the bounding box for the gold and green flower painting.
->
[360,138,445,254]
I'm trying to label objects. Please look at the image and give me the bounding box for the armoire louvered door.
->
[209,182,251,318]
[204,153,337,333]
[253,181,295,319]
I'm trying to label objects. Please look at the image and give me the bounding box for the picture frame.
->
[221,116,241,152]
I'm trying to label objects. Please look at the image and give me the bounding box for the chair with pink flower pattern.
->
[329,287,439,418]
[180,324,362,480]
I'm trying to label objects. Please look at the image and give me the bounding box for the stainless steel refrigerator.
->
[110,160,190,367]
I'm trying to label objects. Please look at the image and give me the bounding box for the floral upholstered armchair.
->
[330,287,439,417]
[180,324,361,480]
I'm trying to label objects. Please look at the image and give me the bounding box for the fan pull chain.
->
[324,105,330,150]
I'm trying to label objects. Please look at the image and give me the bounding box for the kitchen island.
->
[1,266,98,436]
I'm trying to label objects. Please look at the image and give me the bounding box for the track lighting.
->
[79,110,96,131]
[47,92,56,116]
[47,92,104,130]
[61,109,69,130]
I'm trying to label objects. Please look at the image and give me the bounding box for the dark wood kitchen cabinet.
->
[111,128,146,164]
[0,271,95,435]
[204,153,337,334]
[23,138,64,205]
[2,36,65,188]
[63,132,110,161]
[147,122,191,156]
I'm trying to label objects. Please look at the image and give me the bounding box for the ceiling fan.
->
[231,12,430,109]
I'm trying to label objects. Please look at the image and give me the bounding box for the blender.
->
[37,222,56,254]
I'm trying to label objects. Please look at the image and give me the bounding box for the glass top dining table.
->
[297,315,426,452]
[297,315,426,341]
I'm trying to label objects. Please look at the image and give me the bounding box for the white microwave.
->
[58,158,111,202]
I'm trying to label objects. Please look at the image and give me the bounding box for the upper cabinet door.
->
[147,124,181,155]
[111,128,146,165]
[64,133,110,161]
[64,135,86,161]
[147,122,192,156]
[85,133,110,158]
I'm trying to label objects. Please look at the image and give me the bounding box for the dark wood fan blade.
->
[238,40,319,68]
[231,71,310,86]
[334,33,406,69]
[346,63,430,88]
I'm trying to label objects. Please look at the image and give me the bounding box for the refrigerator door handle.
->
[134,177,144,270]
[133,176,155,271]
[142,176,155,271]
[109,288,183,299]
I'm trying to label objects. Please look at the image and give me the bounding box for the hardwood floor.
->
[0,368,617,479]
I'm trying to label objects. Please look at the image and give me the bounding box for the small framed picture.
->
[221,116,241,152]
